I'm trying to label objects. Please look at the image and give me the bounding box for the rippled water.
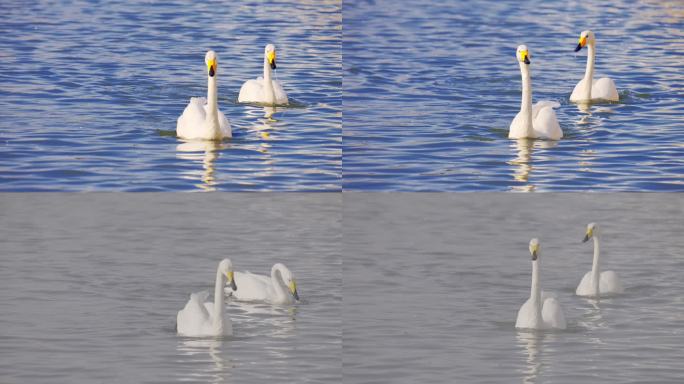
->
[0,1,341,191]
[343,0,684,191]
[344,194,684,383]
[0,194,341,383]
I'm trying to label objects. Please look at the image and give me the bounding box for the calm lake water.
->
[0,194,341,383]
[343,0,684,191]
[344,194,684,383]
[0,1,341,191]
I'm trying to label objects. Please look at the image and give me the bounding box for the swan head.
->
[273,263,299,301]
[583,222,598,243]
[205,50,218,77]
[529,238,540,261]
[265,44,277,70]
[218,258,237,290]
[575,30,595,52]
[516,45,530,65]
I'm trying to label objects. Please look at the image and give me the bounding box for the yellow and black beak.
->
[575,36,587,52]
[267,51,277,70]
[289,280,299,301]
[226,271,237,290]
[519,50,530,65]
[582,228,593,243]
[531,244,539,261]
[207,58,217,77]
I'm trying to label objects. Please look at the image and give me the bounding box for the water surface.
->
[344,194,684,383]
[0,1,341,191]
[343,0,684,191]
[0,194,341,383]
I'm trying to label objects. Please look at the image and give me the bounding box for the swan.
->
[176,50,232,141]
[509,45,563,141]
[576,223,624,297]
[238,44,289,105]
[570,30,619,102]
[226,263,299,305]
[516,238,567,330]
[177,259,238,337]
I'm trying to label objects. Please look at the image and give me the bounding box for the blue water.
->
[0,0,341,191]
[343,0,684,191]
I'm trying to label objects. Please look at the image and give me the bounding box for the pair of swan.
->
[516,223,624,331]
[176,45,289,141]
[509,30,619,141]
[176,259,299,337]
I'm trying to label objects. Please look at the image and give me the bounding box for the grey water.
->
[344,194,684,383]
[0,1,341,191]
[0,194,341,383]
[343,0,684,191]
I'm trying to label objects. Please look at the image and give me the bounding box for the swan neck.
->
[263,58,275,104]
[206,75,220,136]
[530,260,541,308]
[591,235,600,294]
[213,268,224,331]
[271,266,288,298]
[583,43,595,99]
[520,63,533,135]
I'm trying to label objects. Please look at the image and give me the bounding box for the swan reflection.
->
[508,139,558,192]
[516,331,556,384]
[176,140,226,191]
[176,337,233,384]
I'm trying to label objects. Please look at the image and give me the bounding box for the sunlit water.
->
[0,1,341,191]
[344,194,684,383]
[343,0,684,191]
[0,194,341,383]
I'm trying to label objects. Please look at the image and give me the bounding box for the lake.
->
[0,1,341,191]
[0,194,341,383]
[343,194,684,383]
[343,0,684,191]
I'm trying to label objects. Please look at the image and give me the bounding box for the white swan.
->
[177,50,232,141]
[570,30,619,102]
[516,239,567,330]
[226,263,299,305]
[576,223,624,297]
[177,259,238,337]
[509,45,563,141]
[238,44,289,105]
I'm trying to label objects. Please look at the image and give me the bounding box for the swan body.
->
[576,223,624,297]
[516,238,567,330]
[238,44,289,105]
[509,45,563,140]
[177,259,238,337]
[570,31,619,102]
[226,263,299,305]
[177,50,232,141]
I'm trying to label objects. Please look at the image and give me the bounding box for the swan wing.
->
[600,270,624,294]
[576,271,594,296]
[177,97,208,139]
[508,110,528,139]
[228,271,272,301]
[542,297,566,329]
[272,80,289,105]
[217,109,232,138]
[591,77,619,101]
[515,298,539,329]
[532,103,563,140]
[238,79,264,103]
[176,291,211,336]
[532,101,560,118]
